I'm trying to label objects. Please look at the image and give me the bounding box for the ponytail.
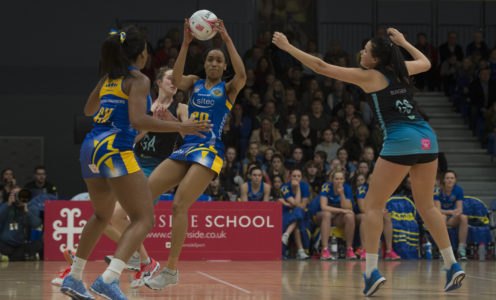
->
[370,36,410,86]
[99,25,146,78]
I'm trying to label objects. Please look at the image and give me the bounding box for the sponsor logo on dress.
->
[52,208,87,253]
[192,97,215,108]
[212,89,223,96]
[421,139,431,150]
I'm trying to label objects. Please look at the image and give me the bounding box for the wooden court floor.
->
[0,259,494,299]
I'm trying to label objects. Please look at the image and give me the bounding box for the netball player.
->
[240,166,271,202]
[144,19,246,290]
[272,28,464,296]
[60,26,210,300]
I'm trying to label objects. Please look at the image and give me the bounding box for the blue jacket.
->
[0,203,42,247]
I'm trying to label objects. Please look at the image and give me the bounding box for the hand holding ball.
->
[189,10,218,41]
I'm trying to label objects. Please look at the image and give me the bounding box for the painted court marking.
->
[466,274,496,282]
[196,271,251,294]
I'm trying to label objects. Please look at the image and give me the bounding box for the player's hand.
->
[291,180,299,190]
[183,19,194,45]
[335,183,344,195]
[387,28,407,47]
[180,118,212,137]
[272,32,291,51]
[153,104,168,120]
[214,19,229,40]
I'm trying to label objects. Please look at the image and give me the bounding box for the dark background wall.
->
[1,0,493,198]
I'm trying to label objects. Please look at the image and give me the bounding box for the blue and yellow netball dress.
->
[247,181,265,201]
[368,68,438,163]
[80,68,152,178]
[168,79,233,174]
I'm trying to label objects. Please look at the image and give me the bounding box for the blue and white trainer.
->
[444,262,465,292]
[363,269,386,296]
[60,275,94,300]
[90,276,127,300]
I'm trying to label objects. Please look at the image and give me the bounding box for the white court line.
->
[466,275,496,282]
[196,271,251,294]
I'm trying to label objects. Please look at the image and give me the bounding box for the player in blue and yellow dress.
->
[61,26,209,300]
[434,170,468,259]
[144,19,246,290]
[240,167,271,202]
[273,27,464,296]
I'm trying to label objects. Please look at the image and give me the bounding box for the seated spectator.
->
[244,92,263,120]
[354,174,400,260]
[219,146,242,199]
[468,67,496,134]
[360,146,376,170]
[270,175,285,201]
[240,167,271,202]
[326,80,352,116]
[254,56,273,92]
[242,142,264,177]
[466,30,489,59]
[434,170,468,260]
[315,128,340,163]
[244,45,264,71]
[265,153,290,185]
[222,114,239,151]
[254,101,284,133]
[344,125,373,163]
[309,99,331,133]
[313,151,329,177]
[329,118,345,145]
[414,32,438,91]
[303,160,325,199]
[452,57,475,114]
[282,113,298,144]
[24,166,57,199]
[230,103,252,159]
[281,88,304,117]
[261,147,275,172]
[285,146,305,171]
[274,138,291,159]
[292,114,318,160]
[1,168,19,203]
[205,177,230,201]
[301,78,321,104]
[0,188,42,261]
[280,169,310,260]
[264,79,286,105]
[249,117,282,155]
[244,69,257,92]
[308,169,356,260]
[337,147,357,181]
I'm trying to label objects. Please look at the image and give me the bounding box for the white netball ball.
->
[189,10,218,41]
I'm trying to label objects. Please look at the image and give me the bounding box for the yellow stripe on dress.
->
[120,151,141,174]
[225,99,232,110]
[211,155,223,174]
[99,77,128,100]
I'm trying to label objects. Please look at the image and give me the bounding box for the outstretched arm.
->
[216,19,246,101]
[388,28,431,75]
[172,19,200,92]
[272,32,372,90]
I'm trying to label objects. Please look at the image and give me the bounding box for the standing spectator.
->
[1,168,19,203]
[240,167,270,202]
[440,54,460,96]
[0,188,42,261]
[292,114,318,160]
[466,31,489,59]
[439,32,464,64]
[24,166,57,199]
[468,67,496,133]
[315,128,340,163]
[434,171,468,260]
[414,32,438,91]
[249,117,282,154]
[205,177,230,201]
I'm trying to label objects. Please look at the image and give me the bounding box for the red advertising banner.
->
[44,201,282,261]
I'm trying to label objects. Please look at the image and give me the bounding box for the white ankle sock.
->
[365,254,379,277]
[141,257,151,265]
[440,247,456,269]
[102,258,126,283]
[69,257,87,281]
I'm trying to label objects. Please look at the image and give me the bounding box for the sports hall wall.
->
[1,0,495,198]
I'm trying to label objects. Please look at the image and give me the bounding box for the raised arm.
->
[84,76,107,116]
[172,19,200,92]
[216,19,246,101]
[272,32,372,90]
[388,28,431,75]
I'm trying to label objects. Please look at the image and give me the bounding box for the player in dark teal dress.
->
[273,27,464,296]
[145,19,246,290]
